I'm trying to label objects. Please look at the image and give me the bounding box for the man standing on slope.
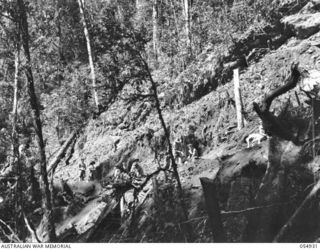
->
[79,158,86,181]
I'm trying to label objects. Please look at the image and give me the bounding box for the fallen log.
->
[81,198,119,242]
[47,127,81,175]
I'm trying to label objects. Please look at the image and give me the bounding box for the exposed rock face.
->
[282,13,320,38]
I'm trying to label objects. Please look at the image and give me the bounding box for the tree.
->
[11,29,24,239]
[152,0,159,63]
[16,0,56,242]
[183,0,191,54]
[77,0,100,109]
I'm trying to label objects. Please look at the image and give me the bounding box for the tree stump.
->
[200,177,226,242]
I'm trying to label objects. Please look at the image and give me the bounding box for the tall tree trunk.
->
[135,0,143,24]
[55,0,64,87]
[152,0,159,63]
[12,39,25,239]
[115,0,124,22]
[183,0,191,54]
[16,0,57,242]
[77,0,99,109]
[170,0,179,36]
[12,50,20,126]
[138,54,193,241]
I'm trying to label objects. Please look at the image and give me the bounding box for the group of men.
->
[172,136,199,165]
[78,158,96,181]
[113,160,144,181]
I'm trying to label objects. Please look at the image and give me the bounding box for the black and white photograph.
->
[0,0,320,245]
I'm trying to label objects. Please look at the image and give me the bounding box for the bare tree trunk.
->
[12,50,20,125]
[77,0,99,109]
[135,0,143,24]
[183,0,191,54]
[16,0,56,242]
[233,68,244,130]
[55,0,64,87]
[136,0,140,9]
[152,0,159,64]
[169,0,179,78]
[115,0,124,22]
[138,54,193,241]
[12,38,24,239]
[170,0,179,36]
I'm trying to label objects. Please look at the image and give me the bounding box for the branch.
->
[256,62,301,113]
[0,175,17,180]
[135,168,163,191]
[221,202,291,216]
[181,202,292,224]
[0,12,14,21]
[120,93,153,105]
[0,219,21,242]
[253,62,301,142]
[23,213,41,243]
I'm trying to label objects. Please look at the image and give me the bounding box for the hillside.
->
[1,0,320,244]
[44,0,320,243]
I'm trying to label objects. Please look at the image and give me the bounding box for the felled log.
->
[57,226,78,243]
[81,198,119,242]
[47,127,81,175]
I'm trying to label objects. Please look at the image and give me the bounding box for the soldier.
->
[163,151,172,170]
[113,166,122,182]
[173,136,184,165]
[18,144,26,156]
[88,161,96,181]
[187,144,199,162]
[130,161,144,178]
[79,158,86,181]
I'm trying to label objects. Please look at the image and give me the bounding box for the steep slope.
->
[52,0,320,242]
